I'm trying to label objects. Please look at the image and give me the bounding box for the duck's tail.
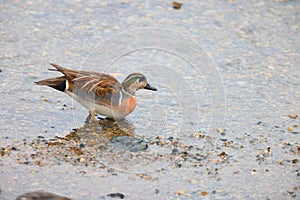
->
[35,76,67,92]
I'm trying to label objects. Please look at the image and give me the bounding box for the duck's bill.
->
[144,83,158,91]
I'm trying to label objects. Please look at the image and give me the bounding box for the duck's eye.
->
[139,77,145,82]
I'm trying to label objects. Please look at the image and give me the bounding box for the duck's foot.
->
[85,110,98,123]
[85,111,116,123]
[85,114,92,122]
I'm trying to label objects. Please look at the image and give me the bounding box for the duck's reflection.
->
[48,119,148,153]
[75,119,135,139]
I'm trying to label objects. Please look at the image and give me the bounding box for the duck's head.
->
[122,73,157,95]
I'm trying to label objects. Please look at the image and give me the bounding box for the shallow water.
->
[1,1,299,199]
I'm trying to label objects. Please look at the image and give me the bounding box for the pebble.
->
[288,114,298,119]
[106,193,125,199]
[178,189,185,195]
[200,191,209,196]
[172,2,182,10]
[15,191,73,200]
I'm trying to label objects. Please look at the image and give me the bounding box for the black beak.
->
[144,83,158,91]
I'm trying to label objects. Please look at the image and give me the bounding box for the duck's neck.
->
[121,83,136,96]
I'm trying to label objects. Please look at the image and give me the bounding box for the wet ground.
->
[0,0,300,199]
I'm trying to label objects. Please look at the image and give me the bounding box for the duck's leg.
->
[85,113,91,122]
[85,110,98,122]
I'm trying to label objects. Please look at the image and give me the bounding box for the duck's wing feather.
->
[48,63,121,106]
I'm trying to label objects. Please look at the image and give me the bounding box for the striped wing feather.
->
[49,64,121,104]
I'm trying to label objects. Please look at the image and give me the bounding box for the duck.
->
[35,63,157,121]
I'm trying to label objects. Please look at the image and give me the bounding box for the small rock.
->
[178,189,185,195]
[172,2,182,9]
[108,136,148,152]
[288,114,298,119]
[194,132,205,138]
[106,193,125,199]
[216,128,223,133]
[79,143,85,148]
[200,191,209,196]
[218,152,228,159]
[171,148,180,155]
[78,171,86,175]
[292,159,298,165]
[144,175,152,181]
[15,191,73,200]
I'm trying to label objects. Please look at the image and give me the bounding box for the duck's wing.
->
[44,63,121,106]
